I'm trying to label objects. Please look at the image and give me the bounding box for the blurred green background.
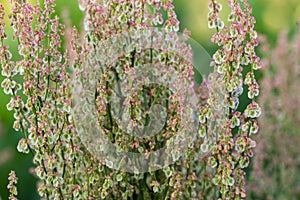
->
[0,0,299,199]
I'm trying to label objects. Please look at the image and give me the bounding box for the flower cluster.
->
[7,170,18,200]
[205,0,262,199]
[1,0,261,199]
[248,28,300,199]
[72,0,216,199]
[1,0,86,198]
[1,0,216,199]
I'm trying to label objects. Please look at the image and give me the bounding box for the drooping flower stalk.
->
[206,0,262,199]
[7,170,18,200]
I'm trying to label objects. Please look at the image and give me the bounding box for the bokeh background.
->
[0,0,299,199]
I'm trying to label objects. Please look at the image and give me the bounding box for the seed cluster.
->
[206,0,262,199]
[1,0,261,199]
